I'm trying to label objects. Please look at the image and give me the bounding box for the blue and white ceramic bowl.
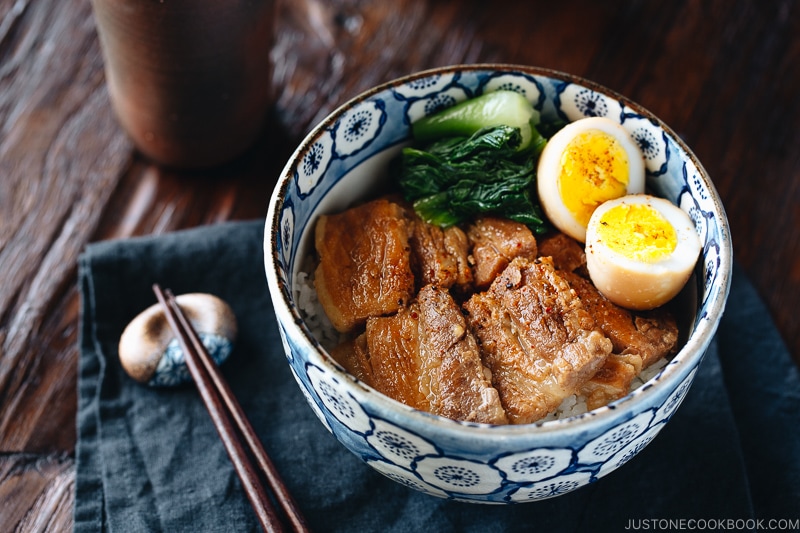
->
[264,64,732,503]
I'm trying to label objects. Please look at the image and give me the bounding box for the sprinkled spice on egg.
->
[537,117,645,242]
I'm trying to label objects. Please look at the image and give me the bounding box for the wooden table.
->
[1,0,797,529]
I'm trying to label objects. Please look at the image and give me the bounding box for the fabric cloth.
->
[74,220,800,532]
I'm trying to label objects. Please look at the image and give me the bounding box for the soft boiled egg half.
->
[537,117,645,242]
[585,194,702,310]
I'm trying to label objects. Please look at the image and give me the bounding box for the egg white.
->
[537,117,645,242]
[585,194,701,310]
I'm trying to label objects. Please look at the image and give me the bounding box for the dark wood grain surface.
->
[1,0,797,530]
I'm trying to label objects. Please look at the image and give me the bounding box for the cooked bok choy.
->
[394,91,550,233]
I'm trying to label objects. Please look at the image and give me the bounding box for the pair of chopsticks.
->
[153,284,310,533]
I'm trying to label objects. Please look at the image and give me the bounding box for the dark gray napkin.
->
[75,220,799,532]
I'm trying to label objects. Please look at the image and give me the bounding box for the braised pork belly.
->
[315,203,679,424]
[568,269,678,408]
[409,215,473,293]
[467,216,538,290]
[537,231,587,274]
[538,233,678,409]
[331,285,508,424]
[561,269,679,369]
[579,352,642,411]
[314,198,415,333]
[463,257,612,423]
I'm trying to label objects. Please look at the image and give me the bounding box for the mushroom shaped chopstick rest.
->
[118,293,237,387]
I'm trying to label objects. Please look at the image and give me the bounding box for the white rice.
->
[539,393,589,422]
[295,262,670,422]
[294,268,347,349]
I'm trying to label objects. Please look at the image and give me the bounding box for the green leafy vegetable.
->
[412,90,541,151]
[393,125,549,233]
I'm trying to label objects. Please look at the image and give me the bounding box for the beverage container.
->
[91,0,275,168]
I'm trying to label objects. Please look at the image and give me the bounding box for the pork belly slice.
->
[410,216,473,292]
[464,257,612,423]
[329,312,429,410]
[467,217,538,290]
[560,270,679,369]
[579,352,642,411]
[314,198,415,333]
[330,285,508,424]
[415,285,507,424]
[330,335,372,385]
[530,237,677,409]
[537,231,586,274]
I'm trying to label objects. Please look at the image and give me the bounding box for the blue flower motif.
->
[407,75,442,91]
[577,410,653,464]
[652,368,697,425]
[705,256,715,289]
[365,459,449,498]
[393,73,457,100]
[515,454,554,475]
[281,220,291,250]
[318,378,357,421]
[632,127,659,160]
[333,100,385,158]
[414,455,503,495]
[626,430,658,461]
[506,471,593,502]
[367,417,438,468]
[279,205,294,266]
[574,89,608,117]
[594,425,639,456]
[494,81,524,93]
[664,379,690,414]
[405,87,471,124]
[688,204,703,233]
[597,424,664,477]
[432,464,481,488]
[494,447,573,483]
[372,429,422,463]
[479,72,545,110]
[530,478,581,498]
[692,172,708,201]
[342,109,373,143]
[306,364,372,434]
[148,334,232,387]
[424,93,457,116]
[303,142,324,175]
[296,130,333,196]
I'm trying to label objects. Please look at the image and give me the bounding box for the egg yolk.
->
[558,130,630,227]
[596,203,677,263]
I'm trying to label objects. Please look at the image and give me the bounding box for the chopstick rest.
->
[118,293,237,387]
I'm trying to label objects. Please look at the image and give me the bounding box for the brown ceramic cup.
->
[91,0,275,168]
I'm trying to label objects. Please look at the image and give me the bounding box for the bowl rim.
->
[264,63,733,439]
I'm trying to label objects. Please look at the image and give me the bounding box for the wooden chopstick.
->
[153,284,311,533]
